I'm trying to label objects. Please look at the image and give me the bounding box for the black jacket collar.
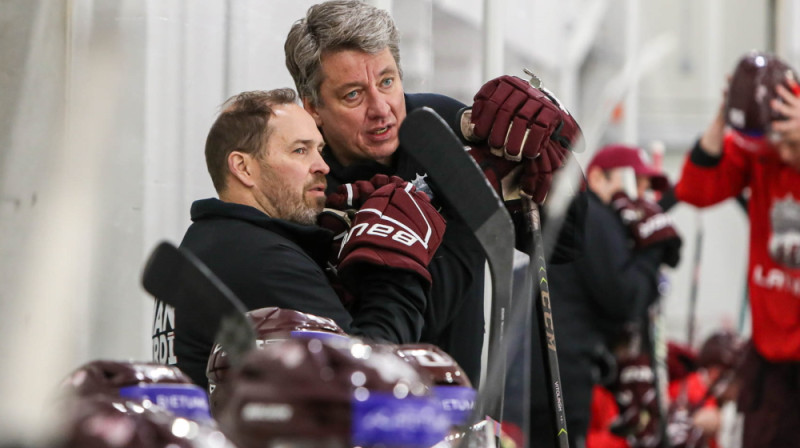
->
[190,198,332,265]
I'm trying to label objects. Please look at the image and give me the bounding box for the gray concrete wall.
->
[1,0,71,440]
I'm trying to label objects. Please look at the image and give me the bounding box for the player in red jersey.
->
[675,51,800,448]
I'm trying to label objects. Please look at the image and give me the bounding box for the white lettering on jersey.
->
[152,300,178,365]
[752,264,800,297]
[620,365,654,384]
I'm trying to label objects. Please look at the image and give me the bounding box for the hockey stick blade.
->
[142,241,256,366]
[399,107,515,423]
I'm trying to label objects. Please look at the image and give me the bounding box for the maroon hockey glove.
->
[466,140,581,206]
[337,183,446,287]
[466,142,520,198]
[317,209,357,307]
[325,174,407,211]
[317,208,352,260]
[611,192,683,267]
[608,354,663,447]
[466,75,583,203]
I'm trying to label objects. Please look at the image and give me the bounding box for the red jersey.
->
[675,134,800,361]
[668,372,715,410]
[587,385,629,448]
[668,373,719,448]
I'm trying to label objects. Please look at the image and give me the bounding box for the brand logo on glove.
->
[638,213,673,239]
[620,365,654,384]
[339,188,435,258]
[344,222,420,248]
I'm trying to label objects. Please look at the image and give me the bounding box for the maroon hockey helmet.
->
[393,344,477,427]
[206,307,350,414]
[215,338,451,448]
[697,330,744,370]
[60,361,192,396]
[59,360,211,422]
[52,395,233,448]
[725,51,800,137]
[393,343,472,387]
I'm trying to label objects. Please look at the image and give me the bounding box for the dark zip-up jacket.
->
[153,198,427,388]
[322,93,586,385]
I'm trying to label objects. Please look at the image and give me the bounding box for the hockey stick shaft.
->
[650,302,670,448]
[399,108,515,423]
[142,241,256,366]
[142,241,250,315]
[687,215,703,347]
[525,199,569,447]
[648,143,671,448]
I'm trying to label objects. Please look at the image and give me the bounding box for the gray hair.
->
[284,0,402,107]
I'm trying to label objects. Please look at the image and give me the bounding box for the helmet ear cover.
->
[725,51,799,137]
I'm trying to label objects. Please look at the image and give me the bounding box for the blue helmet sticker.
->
[433,385,476,426]
[118,383,211,422]
[351,391,451,447]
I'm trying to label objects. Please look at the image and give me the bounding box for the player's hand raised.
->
[464,74,582,203]
[612,192,682,267]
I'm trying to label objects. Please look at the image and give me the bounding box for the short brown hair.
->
[205,89,298,193]
[284,0,402,107]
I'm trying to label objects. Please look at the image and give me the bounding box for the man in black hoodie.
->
[528,144,682,447]
[151,88,446,388]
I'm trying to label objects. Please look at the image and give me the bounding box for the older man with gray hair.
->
[284,0,586,388]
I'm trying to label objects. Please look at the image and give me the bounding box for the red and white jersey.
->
[676,133,800,361]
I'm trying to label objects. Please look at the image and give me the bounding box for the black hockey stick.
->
[686,215,703,347]
[648,144,671,448]
[399,107,515,423]
[524,199,569,447]
[142,241,256,367]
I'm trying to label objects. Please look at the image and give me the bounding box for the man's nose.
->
[311,150,330,175]
[365,88,391,118]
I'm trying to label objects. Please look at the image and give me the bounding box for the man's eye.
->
[293,147,307,154]
[381,78,393,88]
[345,90,359,100]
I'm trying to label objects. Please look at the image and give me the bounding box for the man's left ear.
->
[228,151,257,188]
[302,97,323,127]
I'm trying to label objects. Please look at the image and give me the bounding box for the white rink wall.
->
[1,0,797,442]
